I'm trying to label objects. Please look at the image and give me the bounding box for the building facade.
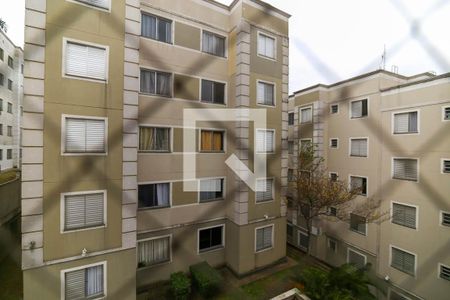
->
[287,70,450,300]
[22,0,289,298]
[0,28,23,171]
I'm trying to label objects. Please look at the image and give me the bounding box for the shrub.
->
[170,272,191,300]
[189,261,222,297]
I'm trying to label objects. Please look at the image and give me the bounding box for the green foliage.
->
[189,261,222,298]
[170,272,191,300]
[299,264,376,300]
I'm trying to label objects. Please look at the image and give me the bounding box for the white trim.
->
[66,0,111,12]
[137,181,173,210]
[256,79,277,107]
[442,105,450,122]
[390,201,419,230]
[441,158,450,174]
[136,234,173,269]
[438,262,450,280]
[349,97,369,119]
[391,157,420,182]
[60,190,107,234]
[197,223,225,254]
[255,177,275,204]
[439,210,450,227]
[61,114,108,156]
[138,125,173,153]
[197,177,226,203]
[60,261,107,300]
[348,137,369,158]
[257,31,277,61]
[348,174,368,197]
[391,109,420,135]
[329,138,339,149]
[255,128,276,154]
[330,103,339,115]
[299,105,313,124]
[199,77,228,106]
[254,224,274,253]
[62,37,110,83]
[389,244,417,276]
[347,248,367,266]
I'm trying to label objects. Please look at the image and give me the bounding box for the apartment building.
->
[22,0,289,298]
[287,69,450,300]
[0,27,23,171]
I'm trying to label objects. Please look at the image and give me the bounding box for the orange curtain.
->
[213,131,223,151]
[201,131,212,151]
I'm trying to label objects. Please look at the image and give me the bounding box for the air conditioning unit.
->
[311,226,321,236]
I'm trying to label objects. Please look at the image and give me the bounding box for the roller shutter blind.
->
[445,107,450,120]
[393,159,418,181]
[392,203,416,229]
[65,193,104,231]
[391,247,415,275]
[65,265,104,300]
[351,99,368,118]
[256,179,273,202]
[65,118,106,153]
[350,139,368,157]
[65,41,107,80]
[443,160,450,173]
[76,0,109,9]
[394,112,418,133]
[442,212,450,226]
[440,265,450,281]
[256,130,274,153]
[348,249,365,269]
[256,226,272,251]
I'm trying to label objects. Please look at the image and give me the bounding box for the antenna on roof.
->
[380,45,386,70]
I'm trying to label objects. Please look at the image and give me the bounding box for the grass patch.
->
[0,169,19,185]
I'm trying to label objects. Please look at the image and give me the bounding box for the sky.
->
[2,0,450,92]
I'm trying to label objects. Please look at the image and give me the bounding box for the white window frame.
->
[299,106,313,124]
[255,177,275,204]
[138,125,173,153]
[254,224,274,253]
[199,77,228,105]
[442,105,450,122]
[438,263,450,281]
[391,109,420,135]
[349,137,369,158]
[391,157,420,182]
[288,111,295,125]
[257,31,277,61]
[60,261,107,300]
[139,67,173,97]
[60,190,107,234]
[137,181,173,210]
[327,237,338,253]
[61,114,108,156]
[347,248,367,267]
[200,29,228,58]
[348,174,368,197]
[298,230,309,251]
[197,224,225,254]
[329,138,339,149]
[137,234,173,269]
[439,210,450,227]
[198,128,226,153]
[390,201,419,230]
[441,158,450,174]
[389,245,417,276]
[330,103,339,114]
[140,12,174,44]
[255,128,275,154]
[256,79,276,107]
[67,0,111,12]
[349,98,369,119]
[197,177,226,203]
[62,37,110,83]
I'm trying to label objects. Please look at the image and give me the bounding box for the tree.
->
[0,19,7,33]
[289,142,384,254]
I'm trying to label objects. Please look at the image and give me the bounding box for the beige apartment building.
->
[287,70,450,300]
[22,0,289,298]
[0,27,23,171]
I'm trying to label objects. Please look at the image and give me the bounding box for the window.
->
[350,213,367,235]
[391,246,415,275]
[288,169,294,182]
[348,249,366,269]
[350,176,367,196]
[257,81,275,106]
[330,104,339,114]
[256,178,274,203]
[138,183,170,209]
[442,160,450,173]
[287,224,293,239]
[328,238,337,252]
[63,191,105,231]
[0,124,2,135]
[300,139,312,152]
[350,99,368,119]
[393,158,418,181]
[139,127,170,152]
[141,14,172,43]
[64,264,105,300]
[330,138,338,148]
[7,102,12,113]
[202,31,225,57]
[201,80,225,104]
[200,130,224,152]
[256,225,273,252]
[140,69,172,97]
[392,203,417,229]
[64,40,108,81]
[7,56,13,68]
[288,141,294,154]
[256,129,275,153]
[444,107,450,121]
[0,73,3,86]
[393,111,418,134]
[329,206,337,216]
[288,112,294,125]
[439,264,450,281]
[7,126,12,137]
[7,79,12,90]
[0,48,3,60]
[441,212,450,227]
[330,173,338,182]
[7,149,12,159]
[389,290,411,300]
[350,138,368,157]
[138,236,170,268]
[257,32,275,59]
[199,225,224,252]
[0,149,2,160]
[64,117,106,154]
[74,0,110,10]
[298,231,309,251]
[199,178,224,202]
[300,107,312,123]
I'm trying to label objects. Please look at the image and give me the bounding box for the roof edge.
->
[380,72,450,93]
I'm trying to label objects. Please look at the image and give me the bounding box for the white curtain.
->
[140,70,155,94]
[301,108,312,123]
[157,72,171,96]
[138,237,169,265]
[156,183,170,206]
[86,265,104,297]
[142,14,157,39]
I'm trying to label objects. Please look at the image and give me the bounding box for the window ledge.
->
[138,206,171,211]
[137,259,172,271]
[255,246,273,253]
[199,245,224,254]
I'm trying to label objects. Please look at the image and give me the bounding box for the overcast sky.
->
[2,0,450,92]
